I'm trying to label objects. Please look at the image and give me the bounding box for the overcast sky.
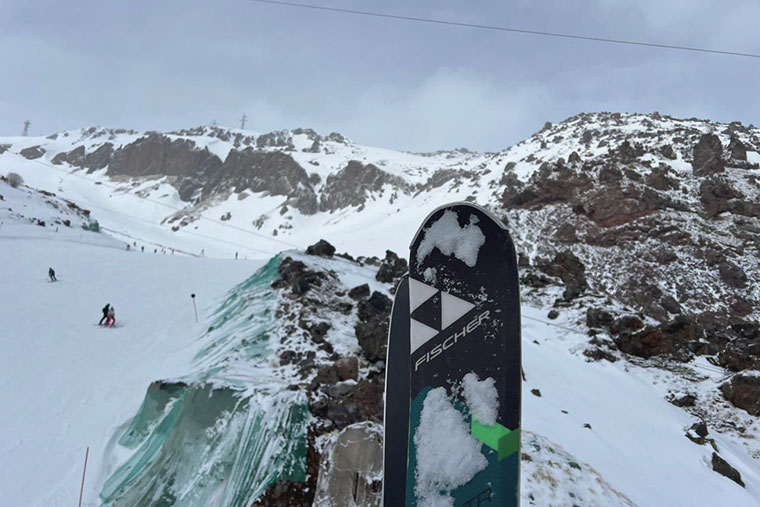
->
[2,0,759,152]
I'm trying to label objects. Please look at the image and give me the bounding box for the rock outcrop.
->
[320,161,409,211]
[692,133,724,176]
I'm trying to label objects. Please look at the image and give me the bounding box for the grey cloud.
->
[1,0,758,151]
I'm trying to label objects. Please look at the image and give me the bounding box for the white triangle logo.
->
[441,292,475,329]
[409,277,438,312]
[408,276,477,355]
[410,320,439,354]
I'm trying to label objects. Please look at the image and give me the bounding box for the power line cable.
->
[246,0,760,59]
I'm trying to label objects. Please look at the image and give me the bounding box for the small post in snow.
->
[191,293,198,323]
[78,446,89,507]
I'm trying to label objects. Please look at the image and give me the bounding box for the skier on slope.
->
[98,304,110,326]
[48,267,57,282]
[105,305,116,327]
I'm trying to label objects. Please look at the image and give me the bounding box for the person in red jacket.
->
[105,305,116,327]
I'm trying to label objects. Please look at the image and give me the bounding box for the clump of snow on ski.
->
[414,387,487,507]
[461,372,499,426]
[416,210,485,268]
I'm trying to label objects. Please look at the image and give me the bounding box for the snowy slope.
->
[0,183,265,506]
[520,308,760,505]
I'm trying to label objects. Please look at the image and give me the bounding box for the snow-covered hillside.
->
[0,182,265,505]
[2,110,759,506]
[0,126,483,259]
[2,171,759,506]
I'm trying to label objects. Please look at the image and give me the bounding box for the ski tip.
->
[409,202,508,248]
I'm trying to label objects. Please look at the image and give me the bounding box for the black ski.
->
[382,274,410,506]
[405,203,521,506]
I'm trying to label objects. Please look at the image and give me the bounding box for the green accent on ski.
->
[471,420,520,460]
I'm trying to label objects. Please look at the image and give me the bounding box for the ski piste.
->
[383,275,410,506]
[404,202,521,506]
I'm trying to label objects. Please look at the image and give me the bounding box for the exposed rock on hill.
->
[692,133,725,176]
[720,374,760,416]
[320,161,408,211]
[214,149,317,214]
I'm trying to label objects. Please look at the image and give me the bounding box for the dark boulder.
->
[310,364,339,389]
[711,453,745,487]
[615,326,676,358]
[520,272,552,289]
[272,257,326,294]
[348,284,370,300]
[20,145,45,159]
[376,250,408,283]
[306,321,330,343]
[306,239,336,258]
[728,136,748,161]
[609,315,644,335]
[279,350,297,366]
[692,134,724,176]
[358,292,392,321]
[586,308,614,329]
[720,374,760,416]
[720,340,760,372]
[335,356,359,381]
[615,140,645,163]
[718,261,747,289]
[355,292,393,362]
[670,393,696,407]
[583,346,618,362]
[691,421,709,438]
[732,321,760,339]
[660,296,682,315]
[699,177,742,218]
[538,251,587,301]
[661,316,703,344]
[659,144,677,160]
[310,378,384,429]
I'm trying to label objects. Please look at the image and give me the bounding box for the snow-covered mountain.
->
[2,111,760,505]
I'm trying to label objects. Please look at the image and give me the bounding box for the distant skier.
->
[105,305,116,327]
[141,246,144,253]
[98,304,110,326]
[48,267,57,282]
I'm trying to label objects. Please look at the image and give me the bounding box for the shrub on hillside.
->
[6,172,23,188]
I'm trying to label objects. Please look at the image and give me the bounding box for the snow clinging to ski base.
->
[414,387,488,507]
[462,372,499,426]
[416,210,485,268]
